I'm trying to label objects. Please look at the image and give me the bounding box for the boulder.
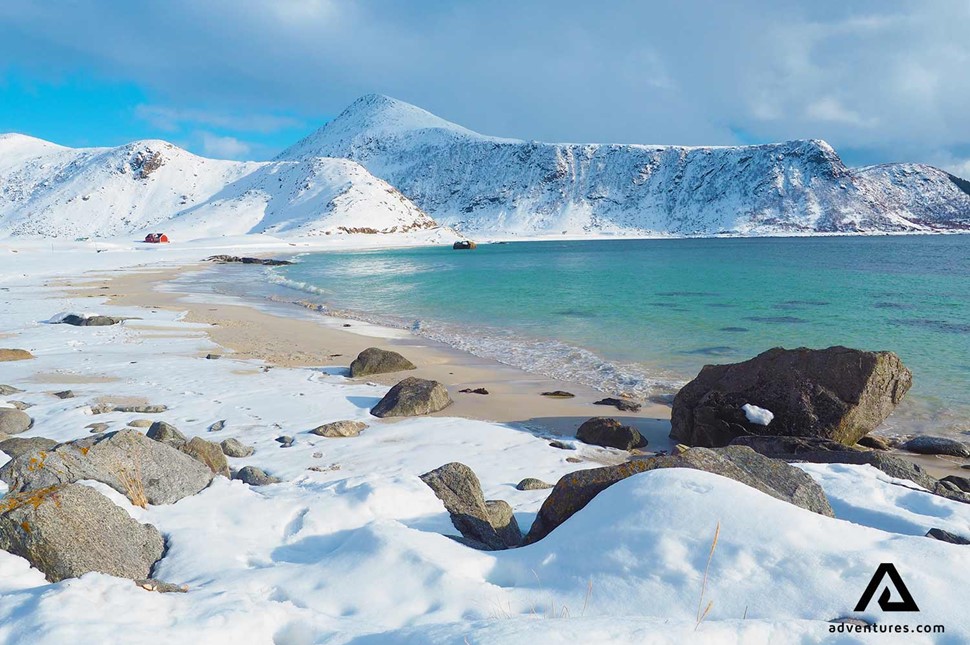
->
[8,401,31,410]
[310,420,367,438]
[208,419,226,432]
[220,438,255,458]
[0,429,214,505]
[593,397,642,412]
[0,349,34,362]
[926,528,970,545]
[0,385,24,395]
[459,387,489,395]
[146,421,187,448]
[420,462,522,550]
[87,422,110,434]
[128,419,155,428]
[0,436,58,460]
[525,445,833,544]
[179,437,230,477]
[233,466,281,486]
[275,435,295,448]
[541,391,575,398]
[670,346,912,447]
[730,435,970,505]
[900,436,970,458]
[0,483,165,582]
[52,390,74,399]
[516,478,553,491]
[940,476,970,493]
[857,435,892,451]
[371,377,452,418]
[349,347,417,378]
[0,409,32,435]
[58,314,123,326]
[576,417,646,450]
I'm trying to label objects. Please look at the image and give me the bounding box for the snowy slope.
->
[279,94,970,236]
[0,133,437,239]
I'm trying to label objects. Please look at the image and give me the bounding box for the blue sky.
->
[1,0,968,176]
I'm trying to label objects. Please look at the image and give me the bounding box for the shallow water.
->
[251,236,969,435]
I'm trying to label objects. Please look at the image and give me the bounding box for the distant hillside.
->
[279,94,970,236]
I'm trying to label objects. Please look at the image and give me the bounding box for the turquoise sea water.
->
[265,236,970,435]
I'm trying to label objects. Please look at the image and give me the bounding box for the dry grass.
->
[695,521,720,630]
[112,455,148,508]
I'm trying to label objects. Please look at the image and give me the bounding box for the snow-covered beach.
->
[1,237,969,644]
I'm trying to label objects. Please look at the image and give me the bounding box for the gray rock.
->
[128,419,155,428]
[114,405,167,414]
[525,445,833,544]
[8,401,31,410]
[900,435,970,458]
[87,422,110,434]
[0,429,214,505]
[0,436,58,460]
[275,435,295,448]
[220,438,255,458]
[0,349,34,362]
[541,391,575,398]
[371,377,452,418]
[0,385,24,396]
[349,347,417,378]
[516,478,553,491]
[0,409,32,435]
[576,417,646,450]
[926,528,970,545]
[146,421,187,448]
[593,397,642,412]
[179,437,230,477]
[205,353,221,360]
[730,435,970,505]
[208,419,226,432]
[940,476,970,493]
[419,462,522,550]
[857,435,892,450]
[58,314,123,326]
[310,420,367,438]
[204,255,292,266]
[135,578,189,593]
[670,346,912,447]
[233,466,282,486]
[548,440,575,450]
[484,500,522,549]
[0,483,165,582]
[52,390,75,399]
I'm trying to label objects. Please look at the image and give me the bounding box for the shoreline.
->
[62,257,967,479]
[73,263,674,449]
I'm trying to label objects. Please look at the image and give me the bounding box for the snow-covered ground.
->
[1,241,968,644]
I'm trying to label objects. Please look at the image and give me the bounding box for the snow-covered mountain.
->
[3,95,969,239]
[279,94,970,236]
[0,133,437,239]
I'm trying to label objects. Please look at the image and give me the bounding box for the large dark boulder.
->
[371,377,452,418]
[0,483,165,582]
[576,417,646,450]
[524,445,833,544]
[900,436,970,458]
[420,462,522,550]
[670,346,912,447]
[0,429,214,505]
[350,347,417,378]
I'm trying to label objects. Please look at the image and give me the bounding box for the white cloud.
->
[199,132,251,159]
[134,105,303,133]
[805,97,875,127]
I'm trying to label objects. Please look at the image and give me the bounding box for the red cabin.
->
[144,233,170,243]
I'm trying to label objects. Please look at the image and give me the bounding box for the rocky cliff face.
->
[279,94,970,236]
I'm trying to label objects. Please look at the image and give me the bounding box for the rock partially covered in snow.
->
[0,483,165,582]
[310,420,367,438]
[371,377,452,418]
[525,445,833,543]
[0,429,214,505]
[420,462,522,550]
[233,466,281,486]
[670,346,912,447]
